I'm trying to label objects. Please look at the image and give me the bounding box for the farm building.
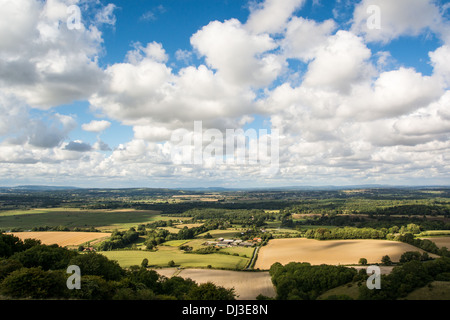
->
[204,238,254,248]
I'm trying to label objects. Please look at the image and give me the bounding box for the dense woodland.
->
[269,262,357,300]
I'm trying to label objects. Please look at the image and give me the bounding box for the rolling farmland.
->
[8,231,111,247]
[421,237,450,249]
[1,187,449,301]
[254,238,439,269]
[155,268,276,300]
[100,246,251,270]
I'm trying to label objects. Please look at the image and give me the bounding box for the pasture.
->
[404,281,450,300]
[254,238,438,269]
[100,246,250,270]
[196,228,241,239]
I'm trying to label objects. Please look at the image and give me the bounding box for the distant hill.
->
[0,184,448,193]
[0,185,80,191]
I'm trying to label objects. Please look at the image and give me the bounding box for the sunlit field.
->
[254,238,439,269]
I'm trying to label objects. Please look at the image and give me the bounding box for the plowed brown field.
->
[254,238,438,269]
[155,268,276,300]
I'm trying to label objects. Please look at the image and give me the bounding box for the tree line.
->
[304,227,386,240]
[96,228,140,251]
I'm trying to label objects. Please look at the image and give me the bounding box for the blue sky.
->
[98,1,249,65]
[0,0,449,188]
[97,1,444,71]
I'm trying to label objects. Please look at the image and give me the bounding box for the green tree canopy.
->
[69,252,124,281]
[187,282,236,300]
[0,267,68,299]
[12,244,78,270]
[381,255,393,266]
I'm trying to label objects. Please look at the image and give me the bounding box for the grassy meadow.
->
[100,246,250,270]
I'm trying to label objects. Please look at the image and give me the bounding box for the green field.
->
[196,228,242,239]
[317,282,360,300]
[221,246,255,258]
[184,239,208,250]
[418,230,450,237]
[0,208,166,231]
[100,246,250,270]
[162,240,191,247]
[404,281,450,300]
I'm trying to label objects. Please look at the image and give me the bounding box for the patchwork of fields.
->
[2,203,449,300]
[7,227,448,272]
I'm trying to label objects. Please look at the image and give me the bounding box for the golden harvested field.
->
[155,268,275,300]
[9,231,111,247]
[254,238,438,269]
[422,237,450,249]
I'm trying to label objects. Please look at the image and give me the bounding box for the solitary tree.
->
[359,258,368,265]
[381,255,393,266]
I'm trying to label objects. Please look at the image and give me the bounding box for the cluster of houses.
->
[203,237,262,248]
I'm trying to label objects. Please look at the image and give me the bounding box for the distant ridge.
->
[0,185,80,191]
[169,185,450,191]
[0,185,448,192]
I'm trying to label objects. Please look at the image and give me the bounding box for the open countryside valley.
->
[1,186,450,301]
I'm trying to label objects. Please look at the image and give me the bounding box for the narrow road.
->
[246,246,260,270]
